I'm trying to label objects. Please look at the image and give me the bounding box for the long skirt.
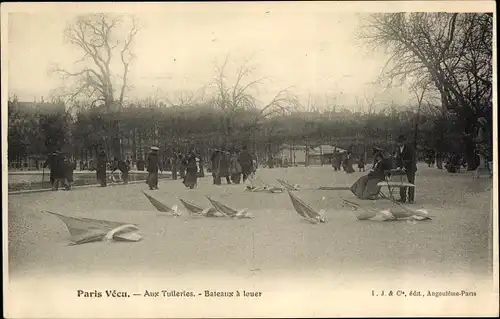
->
[183,170,198,189]
[147,172,159,188]
[345,163,355,173]
[96,169,107,187]
[349,172,384,199]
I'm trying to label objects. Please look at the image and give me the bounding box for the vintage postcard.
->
[2,1,498,317]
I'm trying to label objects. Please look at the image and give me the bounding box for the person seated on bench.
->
[350,147,393,200]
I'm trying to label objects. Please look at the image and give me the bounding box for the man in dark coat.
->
[211,149,222,185]
[147,146,160,190]
[44,151,67,190]
[171,152,179,180]
[238,146,254,182]
[395,134,417,204]
[96,150,107,187]
[179,153,186,179]
[43,152,59,187]
[219,150,231,184]
[64,156,74,190]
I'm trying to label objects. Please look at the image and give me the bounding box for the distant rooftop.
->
[310,145,346,155]
[12,101,66,115]
[280,144,308,150]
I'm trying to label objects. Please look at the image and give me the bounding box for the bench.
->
[377,181,416,189]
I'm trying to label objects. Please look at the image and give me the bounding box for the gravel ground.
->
[8,164,493,282]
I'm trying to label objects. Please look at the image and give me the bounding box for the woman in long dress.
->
[147,147,160,190]
[230,151,242,184]
[350,149,392,199]
[344,152,355,173]
[219,150,231,184]
[183,152,198,189]
[211,149,222,185]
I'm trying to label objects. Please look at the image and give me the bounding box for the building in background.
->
[308,145,347,165]
[275,144,309,166]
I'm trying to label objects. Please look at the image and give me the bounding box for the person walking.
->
[211,148,222,185]
[183,151,198,189]
[43,151,58,187]
[147,146,161,190]
[357,154,365,172]
[96,149,107,187]
[171,152,178,180]
[238,146,253,183]
[344,152,355,173]
[219,149,231,184]
[230,150,242,184]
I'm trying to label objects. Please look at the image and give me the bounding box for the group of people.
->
[43,151,75,191]
[94,150,132,187]
[332,151,360,174]
[350,134,417,204]
[144,146,203,190]
[209,146,257,186]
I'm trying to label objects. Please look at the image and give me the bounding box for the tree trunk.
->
[110,120,122,161]
[464,118,478,171]
[464,136,477,171]
[132,128,137,161]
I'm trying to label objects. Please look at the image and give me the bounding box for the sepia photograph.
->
[2,1,498,318]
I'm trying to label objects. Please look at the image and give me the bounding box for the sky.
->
[6,2,488,112]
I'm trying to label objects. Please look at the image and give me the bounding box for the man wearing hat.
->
[395,134,417,204]
[96,149,108,187]
[147,146,160,190]
[43,151,59,187]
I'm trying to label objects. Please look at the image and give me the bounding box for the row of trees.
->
[359,12,493,168]
[8,96,465,164]
[8,12,492,169]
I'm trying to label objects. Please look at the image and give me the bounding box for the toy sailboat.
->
[142,191,182,216]
[41,210,142,246]
[340,197,432,221]
[276,178,300,191]
[205,196,254,219]
[179,198,224,217]
[287,191,326,224]
[245,176,283,193]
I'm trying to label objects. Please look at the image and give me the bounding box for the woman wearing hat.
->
[183,151,198,189]
[147,146,160,190]
[349,147,392,199]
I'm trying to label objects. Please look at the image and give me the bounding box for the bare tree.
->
[211,55,299,144]
[166,87,208,107]
[409,78,432,160]
[358,12,492,168]
[51,14,139,111]
[51,13,140,159]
